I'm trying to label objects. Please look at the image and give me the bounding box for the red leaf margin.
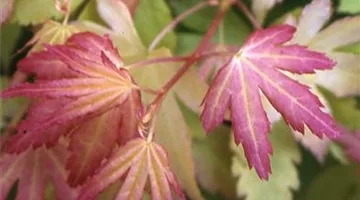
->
[201,25,342,179]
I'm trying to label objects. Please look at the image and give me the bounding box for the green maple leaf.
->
[231,120,301,200]
[169,0,251,45]
[10,0,83,25]
[134,0,177,51]
[178,99,237,198]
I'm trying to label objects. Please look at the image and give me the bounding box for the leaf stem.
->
[235,0,262,29]
[61,0,72,25]
[149,8,227,112]
[148,1,211,51]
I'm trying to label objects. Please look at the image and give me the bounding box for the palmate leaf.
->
[78,138,185,200]
[9,0,83,25]
[67,89,141,187]
[66,107,121,186]
[1,32,142,187]
[201,25,341,179]
[66,87,141,186]
[134,0,177,51]
[2,32,138,153]
[28,21,82,53]
[0,140,78,200]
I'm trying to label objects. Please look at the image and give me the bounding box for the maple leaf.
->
[0,140,78,200]
[78,138,185,200]
[66,91,142,186]
[9,0,83,25]
[29,21,82,53]
[2,32,142,187]
[201,24,341,179]
[1,32,139,152]
[192,126,237,198]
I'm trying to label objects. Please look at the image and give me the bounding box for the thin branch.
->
[148,1,210,51]
[162,9,227,92]
[126,50,236,70]
[235,0,262,29]
[149,8,227,112]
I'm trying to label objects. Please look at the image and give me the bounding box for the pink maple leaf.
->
[78,138,185,200]
[0,140,78,200]
[66,90,142,186]
[1,32,142,186]
[1,32,140,151]
[201,25,342,179]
